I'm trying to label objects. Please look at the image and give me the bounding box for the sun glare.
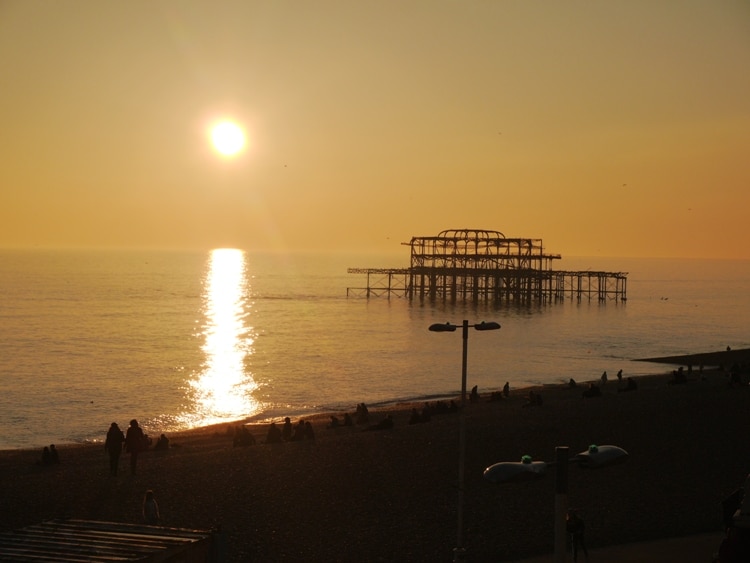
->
[182,248,260,428]
[210,120,246,157]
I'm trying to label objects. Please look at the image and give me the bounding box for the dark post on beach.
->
[429,319,501,562]
[554,446,569,563]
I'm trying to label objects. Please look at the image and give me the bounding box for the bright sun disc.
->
[210,121,246,156]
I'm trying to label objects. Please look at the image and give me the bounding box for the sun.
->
[209,120,246,157]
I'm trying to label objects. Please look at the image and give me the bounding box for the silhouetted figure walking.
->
[105,422,125,476]
[125,419,145,475]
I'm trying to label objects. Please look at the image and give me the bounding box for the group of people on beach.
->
[101,419,163,526]
[258,401,421,445]
[264,416,316,444]
[564,368,637,397]
[489,381,512,402]
[35,418,165,525]
[37,444,60,466]
[232,424,256,447]
[522,390,544,407]
[666,361,750,388]
[328,403,371,428]
[104,419,165,476]
[328,412,354,428]
[261,404,402,444]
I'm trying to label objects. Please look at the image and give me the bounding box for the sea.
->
[1,249,748,451]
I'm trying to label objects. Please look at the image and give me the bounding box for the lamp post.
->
[484,444,629,563]
[429,319,501,562]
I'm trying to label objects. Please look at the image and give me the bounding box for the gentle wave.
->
[0,250,748,450]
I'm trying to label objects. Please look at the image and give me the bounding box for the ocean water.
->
[1,249,748,451]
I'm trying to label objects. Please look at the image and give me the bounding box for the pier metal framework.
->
[347,229,627,303]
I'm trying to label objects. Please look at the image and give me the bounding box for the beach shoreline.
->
[0,370,692,456]
[2,365,748,561]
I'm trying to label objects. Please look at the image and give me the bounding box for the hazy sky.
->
[2,1,749,258]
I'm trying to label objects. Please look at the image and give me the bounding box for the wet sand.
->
[1,367,748,562]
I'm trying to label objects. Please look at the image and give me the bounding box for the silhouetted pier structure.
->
[347,229,627,303]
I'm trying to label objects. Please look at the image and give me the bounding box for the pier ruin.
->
[347,228,627,303]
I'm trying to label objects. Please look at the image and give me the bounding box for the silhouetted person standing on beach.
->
[281,417,293,442]
[105,422,125,476]
[567,509,589,562]
[470,385,480,403]
[125,419,145,475]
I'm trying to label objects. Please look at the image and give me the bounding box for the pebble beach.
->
[2,365,749,562]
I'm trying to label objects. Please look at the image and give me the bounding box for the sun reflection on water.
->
[182,248,260,427]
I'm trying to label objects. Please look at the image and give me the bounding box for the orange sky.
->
[1,1,749,258]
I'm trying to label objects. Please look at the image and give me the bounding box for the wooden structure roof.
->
[0,519,216,562]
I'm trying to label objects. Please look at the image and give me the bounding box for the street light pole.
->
[456,320,469,561]
[429,319,501,562]
[554,446,569,563]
